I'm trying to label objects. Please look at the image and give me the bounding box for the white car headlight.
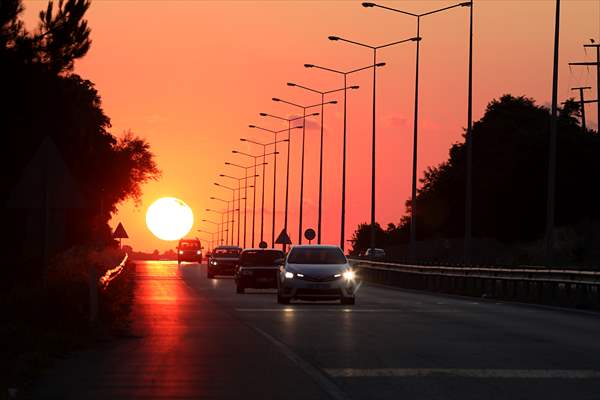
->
[179,250,183,255]
[343,270,355,281]
[196,250,201,255]
[284,271,294,279]
[210,260,218,266]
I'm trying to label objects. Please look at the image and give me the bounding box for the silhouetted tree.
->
[351,94,600,252]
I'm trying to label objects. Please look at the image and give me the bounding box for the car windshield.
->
[179,241,199,249]
[241,250,284,266]
[213,248,241,257]
[287,247,346,265]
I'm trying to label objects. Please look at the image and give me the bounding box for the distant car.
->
[207,245,242,278]
[365,248,386,260]
[277,245,356,305]
[177,238,202,265]
[234,249,284,293]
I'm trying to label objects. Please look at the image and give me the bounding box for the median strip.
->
[325,368,600,379]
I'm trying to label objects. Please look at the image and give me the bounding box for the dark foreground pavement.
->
[33,261,600,400]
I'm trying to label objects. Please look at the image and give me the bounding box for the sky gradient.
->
[23,0,600,252]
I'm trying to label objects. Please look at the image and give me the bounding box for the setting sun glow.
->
[145,197,194,241]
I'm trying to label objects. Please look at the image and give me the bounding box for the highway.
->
[35,260,600,400]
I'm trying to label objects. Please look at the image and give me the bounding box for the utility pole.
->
[569,41,600,133]
[565,87,592,132]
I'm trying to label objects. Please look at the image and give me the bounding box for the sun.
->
[146,197,194,241]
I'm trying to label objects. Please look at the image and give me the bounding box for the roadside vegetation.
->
[351,95,600,267]
[1,0,159,396]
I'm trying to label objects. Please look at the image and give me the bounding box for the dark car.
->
[234,249,285,293]
[207,245,242,278]
[177,238,202,265]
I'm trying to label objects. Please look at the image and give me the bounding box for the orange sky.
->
[23,0,600,252]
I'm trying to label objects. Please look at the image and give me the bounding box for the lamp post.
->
[286,83,357,244]
[304,63,385,250]
[362,1,472,260]
[259,113,319,250]
[214,182,237,245]
[233,148,280,246]
[220,173,256,247]
[209,197,234,244]
[225,161,266,248]
[272,97,337,244]
[328,34,419,255]
[197,228,217,252]
[249,124,301,247]
[205,207,227,245]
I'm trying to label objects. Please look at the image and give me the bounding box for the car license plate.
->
[308,283,330,289]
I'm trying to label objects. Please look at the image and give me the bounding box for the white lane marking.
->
[236,308,461,313]
[250,326,350,400]
[325,368,600,379]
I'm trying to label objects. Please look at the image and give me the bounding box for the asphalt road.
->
[34,260,600,400]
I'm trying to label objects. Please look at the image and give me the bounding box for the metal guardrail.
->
[99,253,128,289]
[349,258,600,309]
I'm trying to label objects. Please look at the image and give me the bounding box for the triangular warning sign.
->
[275,229,292,245]
[113,222,129,239]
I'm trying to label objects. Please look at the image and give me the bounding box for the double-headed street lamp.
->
[225,161,266,248]
[249,124,301,247]
[286,83,357,244]
[232,148,280,246]
[272,97,337,244]
[362,1,473,260]
[259,113,319,250]
[303,63,385,250]
[220,173,257,247]
[213,183,238,245]
[209,197,236,245]
[328,35,419,255]
[197,228,217,252]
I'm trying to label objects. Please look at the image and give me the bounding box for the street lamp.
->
[220,173,256,247]
[233,148,280,246]
[304,62,385,250]
[225,161,266,248]
[259,113,319,250]
[286,82,357,244]
[249,124,301,247]
[272,97,337,244]
[362,1,473,260]
[328,34,419,255]
[206,207,227,245]
[196,229,216,253]
[214,182,237,245]
[209,197,235,245]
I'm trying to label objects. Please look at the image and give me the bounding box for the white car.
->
[277,245,356,305]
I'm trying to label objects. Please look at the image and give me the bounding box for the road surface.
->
[34,260,600,399]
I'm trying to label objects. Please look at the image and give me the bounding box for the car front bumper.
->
[278,277,356,300]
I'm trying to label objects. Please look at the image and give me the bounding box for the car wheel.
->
[277,294,290,304]
[236,285,245,294]
[341,296,355,305]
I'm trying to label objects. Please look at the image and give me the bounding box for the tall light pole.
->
[259,113,317,251]
[329,34,419,255]
[214,182,237,245]
[249,125,299,247]
[545,0,561,262]
[220,173,255,247]
[206,207,227,245]
[197,227,217,252]
[272,97,337,244]
[225,161,265,248]
[209,197,234,244]
[304,62,385,250]
[233,147,280,246]
[362,1,471,260]
[286,83,357,244]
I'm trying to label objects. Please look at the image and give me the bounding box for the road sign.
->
[259,241,268,249]
[304,228,316,242]
[275,229,292,245]
[113,222,129,239]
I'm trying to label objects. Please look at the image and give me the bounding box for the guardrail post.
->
[89,264,98,325]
